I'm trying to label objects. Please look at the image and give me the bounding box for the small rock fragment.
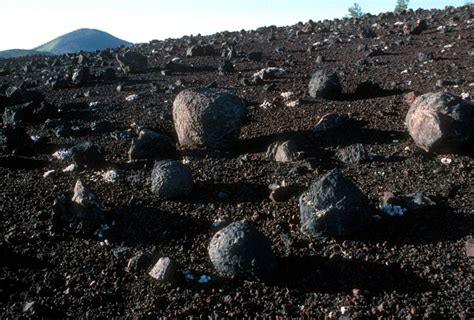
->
[266,140,298,163]
[149,257,178,282]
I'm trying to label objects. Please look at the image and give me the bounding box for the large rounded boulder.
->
[299,169,371,238]
[208,221,277,281]
[405,92,474,153]
[150,160,193,199]
[172,88,247,149]
[308,69,342,99]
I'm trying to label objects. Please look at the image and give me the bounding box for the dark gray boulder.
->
[2,102,35,125]
[51,179,104,234]
[308,69,342,99]
[172,88,247,149]
[208,221,277,280]
[405,92,474,153]
[150,160,193,199]
[299,170,371,237]
[335,144,369,164]
[71,142,105,169]
[128,129,175,160]
[186,44,217,57]
[313,113,349,134]
[0,125,34,155]
[116,51,148,73]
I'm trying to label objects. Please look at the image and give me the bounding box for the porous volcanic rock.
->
[308,69,342,99]
[172,88,247,149]
[405,92,474,153]
[299,169,371,237]
[208,221,277,280]
[150,160,193,198]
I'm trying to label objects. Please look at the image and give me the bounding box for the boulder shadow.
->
[352,200,472,245]
[0,155,48,170]
[236,129,314,155]
[273,255,435,294]
[183,181,269,205]
[111,205,207,246]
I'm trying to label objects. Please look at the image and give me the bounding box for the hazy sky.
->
[0,0,468,50]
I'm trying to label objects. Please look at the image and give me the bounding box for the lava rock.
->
[299,169,371,237]
[247,51,263,61]
[401,192,436,211]
[417,52,434,62]
[172,88,247,149]
[51,180,104,234]
[359,25,377,38]
[335,144,369,164]
[71,67,90,85]
[308,69,342,99]
[96,68,116,81]
[148,257,178,282]
[116,51,148,73]
[70,142,105,169]
[186,44,217,57]
[313,113,349,134]
[266,140,298,162]
[0,125,34,155]
[405,92,474,153]
[2,101,35,125]
[125,251,149,273]
[150,160,193,199]
[208,221,277,280]
[218,59,235,74]
[128,129,175,160]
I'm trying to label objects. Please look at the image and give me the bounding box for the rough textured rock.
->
[2,102,35,125]
[299,170,371,237]
[313,113,349,134]
[116,51,148,73]
[172,88,247,149]
[0,125,34,154]
[186,44,217,57]
[70,142,105,169]
[405,92,474,153]
[51,179,104,234]
[208,221,277,280]
[128,129,175,160]
[148,257,178,282]
[335,144,369,164]
[308,69,342,99]
[150,160,193,199]
[266,140,298,162]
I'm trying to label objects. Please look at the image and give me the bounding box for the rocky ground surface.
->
[1,5,473,319]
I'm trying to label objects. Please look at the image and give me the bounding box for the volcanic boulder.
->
[335,144,369,164]
[208,221,277,281]
[172,88,247,149]
[150,160,193,199]
[128,129,175,160]
[51,179,104,234]
[299,169,371,237]
[405,92,474,153]
[116,51,148,74]
[266,140,298,162]
[70,142,105,169]
[308,69,342,99]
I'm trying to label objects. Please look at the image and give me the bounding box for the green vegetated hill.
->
[0,28,131,58]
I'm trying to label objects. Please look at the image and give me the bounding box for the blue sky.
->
[0,0,469,50]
